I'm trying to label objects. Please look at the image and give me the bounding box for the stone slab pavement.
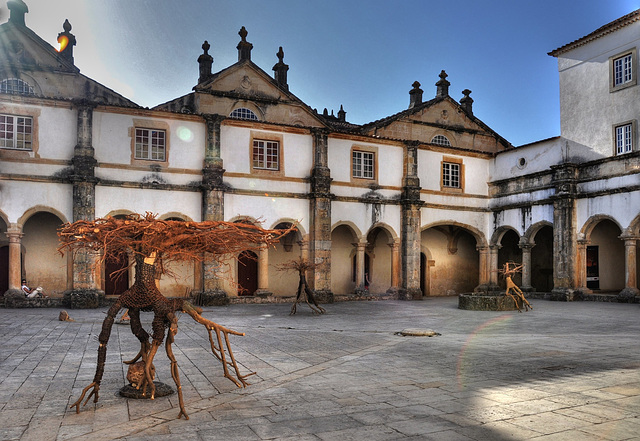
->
[1,297,639,441]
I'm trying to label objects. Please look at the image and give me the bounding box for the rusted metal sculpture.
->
[275,258,326,315]
[59,213,292,419]
[500,262,532,312]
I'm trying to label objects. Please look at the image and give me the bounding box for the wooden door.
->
[237,251,258,296]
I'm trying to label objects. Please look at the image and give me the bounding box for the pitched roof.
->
[549,9,640,57]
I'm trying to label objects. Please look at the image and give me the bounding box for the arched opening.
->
[0,217,7,295]
[158,217,196,298]
[587,219,624,291]
[364,226,393,294]
[531,226,553,292]
[268,222,302,296]
[104,214,130,295]
[22,212,66,295]
[421,225,479,296]
[497,230,521,288]
[237,250,258,295]
[331,224,358,294]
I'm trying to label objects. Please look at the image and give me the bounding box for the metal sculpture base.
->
[119,381,174,399]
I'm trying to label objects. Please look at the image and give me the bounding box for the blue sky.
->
[2,0,637,146]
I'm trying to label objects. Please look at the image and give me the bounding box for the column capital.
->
[620,234,640,242]
[518,241,534,250]
[5,226,23,242]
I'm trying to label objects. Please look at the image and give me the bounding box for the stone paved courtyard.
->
[0,297,639,440]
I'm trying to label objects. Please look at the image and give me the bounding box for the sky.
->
[1,0,638,146]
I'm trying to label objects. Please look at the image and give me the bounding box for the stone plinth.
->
[458,293,518,311]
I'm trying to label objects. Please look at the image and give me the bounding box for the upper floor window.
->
[431,135,451,146]
[615,122,634,155]
[352,150,375,179]
[230,108,258,120]
[0,114,33,150]
[610,49,637,92]
[0,78,35,95]
[441,156,464,192]
[253,139,279,170]
[135,128,166,161]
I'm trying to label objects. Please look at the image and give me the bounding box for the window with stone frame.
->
[614,121,635,155]
[253,139,279,170]
[431,134,451,146]
[135,128,166,161]
[0,78,35,95]
[610,49,637,92]
[0,113,33,150]
[352,150,375,179]
[230,107,259,121]
[440,156,464,192]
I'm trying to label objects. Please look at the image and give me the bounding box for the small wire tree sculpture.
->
[275,257,326,315]
[499,262,533,312]
[59,213,294,419]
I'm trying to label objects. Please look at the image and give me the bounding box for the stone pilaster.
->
[354,241,367,292]
[71,103,99,291]
[550,163,579,300]
[474,245,490,292]
[309,129,333,303]
[488,245,501,290]
[202,115,227,293]
[6,226,23,290]
[255,243,272,297]
[617,235,639,302]
[400,142,422,300]
[576,238,592,294]
[519,242,534,291]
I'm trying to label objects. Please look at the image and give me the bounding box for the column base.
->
[313,290,334,304]
[62,288,105,309]
[617,287,640,303]
[397,288,422,300]
[254,289,273,298]
[550,288,578,302]
[190,289,229,306]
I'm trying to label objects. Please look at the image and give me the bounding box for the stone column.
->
[550,163,579,300]
[519,242,534,291]
[202,115,227,294]
[309,129,334,303]
[71,102,99,291]
[354,241,366,291]
[474,245,490,292]
[618,235,639,301]
[299,237,309,262]
[389,240,400,288]
[400,142,422,300]
[6,226,23,290]
[255,243,272,297]
[576,239,591,294]
[488,245,500,290]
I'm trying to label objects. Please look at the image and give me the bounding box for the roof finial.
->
[57,19,77,64]
[409,81,423,109]
[237,26,253,61]
[436,70,450,97]
[460,89,473,115]
[272,46,289,90]
[198,40,214,84]
[7,0,29,26]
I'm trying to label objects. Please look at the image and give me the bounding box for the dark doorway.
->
[238,251,258,296]
[0,246,8,295]
[105,250,129,295]
[586,245,600,290]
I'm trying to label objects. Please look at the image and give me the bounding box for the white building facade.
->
[0,1,638,303]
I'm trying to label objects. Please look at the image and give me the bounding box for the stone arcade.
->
[0,1,638,303]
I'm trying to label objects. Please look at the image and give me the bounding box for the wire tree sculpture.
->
[59,213,293,419]
[275,257,326,315]
[499,261,532,312]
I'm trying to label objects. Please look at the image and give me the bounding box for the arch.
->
[523,220,553,245]
[158,212,195,222]
[580,214,624,240]
[103,209,136,219]
[421,220,488,247]
[269,218,307,238]
[490,225,521,247]
[626,213,640,236]
[229,215,260,226]
[365,222,398,243]
[229,101,263,120]
[0,77,36,95]
[0,210,10,228]
[18,205,69,227]
[331,221,363,239]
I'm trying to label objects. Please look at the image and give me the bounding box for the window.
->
[253,139,279,170]
[431,135,451,146]
[135,128,166,161]
[0,78,35,95]
[230,108,258,120]
[442,162,460,188]
[0,114,33,150]
[610,49,636,91]
[352,150,374,179]
[614,54,632,87]
[615,122,634,155]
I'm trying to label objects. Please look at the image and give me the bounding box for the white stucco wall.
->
[95,186,202,221]
[491,138,564,181]
[0,181,72,224]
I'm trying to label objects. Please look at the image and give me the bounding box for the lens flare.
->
[176,126,193,142]
[57,35,69,52]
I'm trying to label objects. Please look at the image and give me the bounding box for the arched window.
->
[431,135,451,146]
[0,78,35,95]
[230,107,258,121]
